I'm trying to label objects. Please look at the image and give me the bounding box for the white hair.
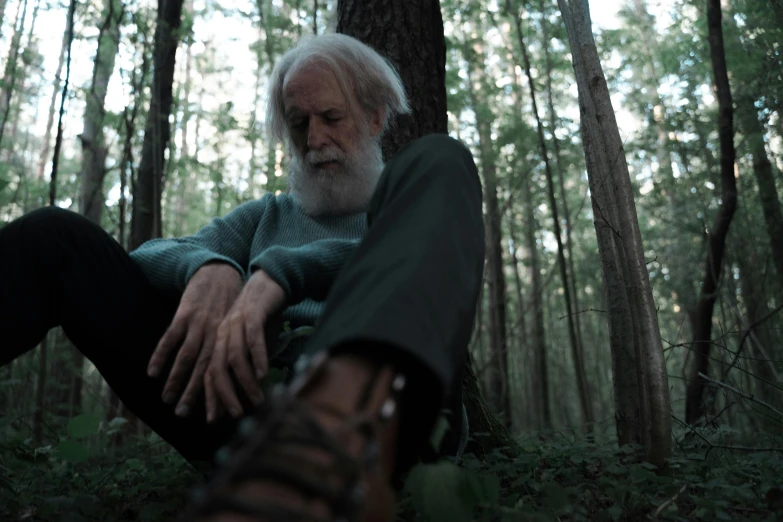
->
[265,33,411,144]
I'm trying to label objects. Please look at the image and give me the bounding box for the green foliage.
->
[399,432,783,521]
[0,416,198,522]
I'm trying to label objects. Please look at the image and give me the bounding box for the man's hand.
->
[147,263,244,417]
[205,269,286,423]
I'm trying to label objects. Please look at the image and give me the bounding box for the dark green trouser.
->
[301,134,485,468]
[0,134,484,471]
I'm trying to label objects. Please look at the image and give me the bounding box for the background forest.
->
[1,0,782,520]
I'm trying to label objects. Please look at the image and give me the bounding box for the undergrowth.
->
[1,415,781,521]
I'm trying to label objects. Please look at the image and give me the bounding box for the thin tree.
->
[737,100,783,286]
[130,0,186,250]
[684,0,739,425]
[37,32,67,180]
[508,63,552,430]
[540,0,583,359]
[507,0,593,429]
[35,0,76,441]
[557,0,671,468]
[0,0,29,148]
[464,39,511,426]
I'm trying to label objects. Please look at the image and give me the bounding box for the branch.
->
[652,484,687,520]
[721,303,783,379]
[698,372,783,419]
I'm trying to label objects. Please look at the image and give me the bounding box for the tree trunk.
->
[36,32,67,181]
[33,332,48,443]
[337,0,515,455]
[684,0,739,425]
[80,0,123,224]
[461,36,511,426]
[0,0,8,41]
[510,4,592,430]
[508,61,552,431]
[119,40,148,248]
[506,208,530,425]
[541,0,583,359]
[336,0,446,162]
[8,0,41,145]
[174,4,193,235]
[737,100,783,286]
[0,0,28,149]
[130,0,185,250]
[558,0,671,468]
[50,0,77,206]
[69,0,124,417]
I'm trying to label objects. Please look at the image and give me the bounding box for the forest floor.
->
[1,415,782,521]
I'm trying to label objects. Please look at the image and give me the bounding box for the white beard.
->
[287,135,384,217]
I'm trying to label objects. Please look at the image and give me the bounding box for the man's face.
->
[282,63,386,216]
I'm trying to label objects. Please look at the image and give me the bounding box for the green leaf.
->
[66,414,101,439]
[54,440,89,463]
[606,503,623,521]
[262,367,290,391]
[429,410,451,453]
[404,461,486,522]
[542,483,568,511]
[462,468,500,505]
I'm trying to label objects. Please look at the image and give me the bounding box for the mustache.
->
[305,148,345,166]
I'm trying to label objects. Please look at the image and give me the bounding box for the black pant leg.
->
[303,134,485,463]
[0,207,236,462]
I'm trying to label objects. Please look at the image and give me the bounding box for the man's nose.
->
[307,119,328,150]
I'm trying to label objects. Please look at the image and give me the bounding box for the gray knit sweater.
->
[129,193,366,358]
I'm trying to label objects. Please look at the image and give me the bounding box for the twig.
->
[722,303,783,379]
[672,414,783,458]
[652,484,687,519]
[698,372,783,419]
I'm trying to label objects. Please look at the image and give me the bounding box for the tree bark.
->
[130,0,185,250]
[33,332,48,443]
[50,0,77,206]
[541,0,584,363]
[336,0,447,162]
[685,0,739,425]
[337,0,515,454]
[508,60,552,431]
[80,0,123,224]
[36,32,67,181]
[8,0,41,145]
[471,74,511,427]
[510,4,592,429]
[558,0,671,468]
[737,100,783,286]
[0,0,29,149]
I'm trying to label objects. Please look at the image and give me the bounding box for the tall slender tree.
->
[508,1,592,429]
[130,0,185,250]
[558,0,671,467]
[685,0,740,424]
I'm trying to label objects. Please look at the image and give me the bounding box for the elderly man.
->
[0,34,484,521]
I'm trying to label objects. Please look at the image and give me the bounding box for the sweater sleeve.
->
[129,196,270,293]
[249,238,360,305]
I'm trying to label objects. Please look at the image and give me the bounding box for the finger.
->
[205,327,229,423]
[175,328,216,417]
[212,326,245,418]
[246,314,270,381]
[162,324,203,404]
[229,325,264,407]
[204,364,218,424]
[148,317,187,377]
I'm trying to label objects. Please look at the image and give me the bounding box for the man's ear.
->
[368,106,385,138]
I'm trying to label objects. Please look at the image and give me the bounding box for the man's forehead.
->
[283,64,351,107]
